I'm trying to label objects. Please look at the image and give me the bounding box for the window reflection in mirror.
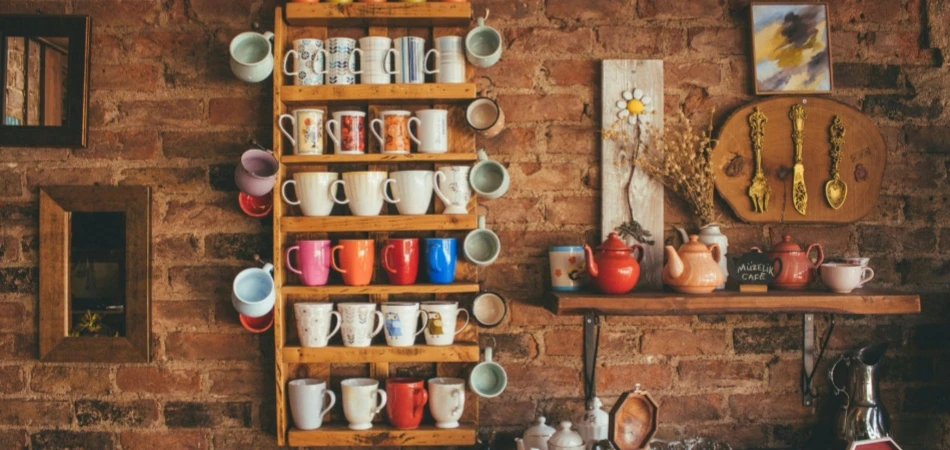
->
[3,36,69,127]
[69,212,126,337]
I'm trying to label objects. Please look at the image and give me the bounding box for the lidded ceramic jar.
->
[767,235,824,290]
[574,397,609,450]
[547,421,586,450]
[522,416,556,450]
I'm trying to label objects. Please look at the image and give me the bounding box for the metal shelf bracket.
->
[802,313,836,406]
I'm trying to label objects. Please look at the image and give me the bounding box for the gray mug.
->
[465,15,502,68]
[468,347,507,398]
[463,215,501,267]
[469,149,509,199]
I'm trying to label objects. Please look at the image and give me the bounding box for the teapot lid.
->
[597,233,633,252]
[548,421,585,448]
[772,235,804,252]
[679,235,712,253]
[525,416,556,438]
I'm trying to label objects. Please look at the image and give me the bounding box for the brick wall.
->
[0,0,948,449]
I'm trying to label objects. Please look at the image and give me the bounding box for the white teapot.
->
[518,416,556,450]
[547,421,586,450]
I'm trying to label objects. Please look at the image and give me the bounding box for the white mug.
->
[232,263,275,318]
[428,377,465,429]
[327,37,358,85]
[394,36,437,84]
[387,170,435,216]
[434,166,472,215]
[342,378,387,430]
[229,31,274,83]
[420,301,470,346]
[282,38,329,86]
[465,15,502,68]
[469,149,509,199]
[842,257,871,287]
[331,171,398,217]
[279,109,325,155]
[820,263,874,294]
[326,110,367,155]
[381,302,429,347]
[549,246,586,292]
[295,302,342,348]
[433,36,465,84]
[466,97,505,138]
[289,379,336,431]
[412,109,448,154]
[337,302,385,348]
[281,172,339,217]
[370,110,420,155]
[352,37,396,85]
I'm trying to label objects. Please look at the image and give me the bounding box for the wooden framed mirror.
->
[0,14,90,147]
[39,186,151,362]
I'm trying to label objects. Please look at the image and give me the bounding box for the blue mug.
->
[425,238,457,284]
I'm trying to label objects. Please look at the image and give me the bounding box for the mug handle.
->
[321,389,337,418]
[432,171,452,207]
[428,244,444,273]
[284,246,302,275]
[330,180,349,205]
[262,31,275,42]
[414,386,429,413]
[281,180,300,205]
[314,48,330,74]
[424,49,440,74]
[860,267,875,286]
[370,310,385,337]
[348,48,363,75]
[326,119,341,150]
[373,388,388,415]
[415,310,429,337]
[327,311,343,340]
[282,49,298,76]
[278,114,296,147]
[451,388,463,415]
[369,118,385,150]
[454,308,470,335]
[382,178,399,204]
[806,243,825,268]
[381,244,397,275]
[383,48,398,75]
[407,117,422,146]
[390,49,401,76]
[330,245,346,274]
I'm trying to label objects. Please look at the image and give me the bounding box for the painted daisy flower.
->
[616,88,654,125]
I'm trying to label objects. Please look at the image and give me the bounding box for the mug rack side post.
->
[272,8,289,446]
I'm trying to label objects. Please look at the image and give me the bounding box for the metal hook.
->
[483,8,490,22]
[249,139,267,151]
[486,335,497,349]
[476,203,490,217]
[476,76,496,98]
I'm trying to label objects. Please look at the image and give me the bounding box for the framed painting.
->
[750,2,833,95]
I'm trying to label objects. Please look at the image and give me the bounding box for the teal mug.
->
[468,347,507,398]
[463,215,500,267]
[469,149,509,199]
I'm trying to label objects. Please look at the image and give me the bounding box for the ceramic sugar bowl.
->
[547,421,586,450]
[767,235,824,290]
[662,235,724,294]
[520,416,556,450]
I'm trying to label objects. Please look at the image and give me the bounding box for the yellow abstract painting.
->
[751,3,833,94]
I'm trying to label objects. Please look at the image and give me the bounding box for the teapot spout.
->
[515,438,525,450]
[664,245,684,280]
[583,244,598,278]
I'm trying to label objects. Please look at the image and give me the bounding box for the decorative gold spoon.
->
[747,107,770,213]
[824,116,848,210]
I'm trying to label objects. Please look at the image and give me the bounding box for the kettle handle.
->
[772,257,783,278]
[806,243,825,268]
[828,354,849,406]
[631,244,644,264]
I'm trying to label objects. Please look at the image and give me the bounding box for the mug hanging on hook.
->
[467,80,505,138]
[465,9,502,68]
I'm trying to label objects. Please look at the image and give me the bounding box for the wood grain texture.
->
[609,390,659,450]
[285,2,471,27]
[281,84,475,104]
[273,9,289,445]
[281,214,477,232]
[283,343,479,364]
[713,97,886,223]
[287,423,476,446]
[282,153,478,165]
[601,60,664,288]
[548,290,921,316]
[282,283,481,296]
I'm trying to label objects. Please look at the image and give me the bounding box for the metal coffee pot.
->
[829,342,891,444]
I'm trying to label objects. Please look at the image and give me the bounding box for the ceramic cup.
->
[412,109,449,153]
[286,240,332,286]
[342,378,387,430]
[463,215,501,267]
[387,170,435,216]
[371,110,420,154]
[386,377,428,430]
[331,239,376,286]
[288,379,336,430]
[472,291,507,328]
[394,36,437,84]
[424,238,457,285]
[468,347,507,398]
[294,302,341,348]
[281,171,339,217]
[331,171,398,217]
[549,246,587,292]
[820,263,874,294]
[842,257,871,288]
[428,377,465,429]
[232,263,275,318]
[234,149,279,197]
[338,303,385,348]
[420,301,469,346]
[327,37,358,85]
[230,31,275,83]
[382,238,420,285]
[466,97,504,137]
[432,36,465,84]
[381,302,429,347]
[465,15,502,68]
[279,109,326,155]
[326,110,367,155]
[434,166,472,215]
[469,149,509,199]
[351,37,396,85]
[282,38,329,86]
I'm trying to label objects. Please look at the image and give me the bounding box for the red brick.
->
[687,27,744,56]
[0,400,73,426]
[546,197,597,226]
[0,333,34,360]
[547,0,635,23]
[481,60,539,89]
[498,94,584,123]
[729,392,814,420]
[601,27,686,56]
[0,301,29,330]
[114,99,205,128]
[597,363,673,394]
[209,369,263,395]
[512,163,587,193]
[79,130,161,159]
[545,59,597,87]
[543,328,582,356]
[546,126,598,156]
[154,300,214,331]
[212,430,281,450]
[476,127,538,157]
[116,367,201,394]
[167,265,242,297]
[639,0,724,20]
[506,364,582,397]
[189,0,253,23]
[73,0,161,26]
[833,0,906,25]
[166,332,260,361]
[162,130,265,159]
[666,62,723,89]
[480,399,536,427]
[31,366,112,395]
[661,394,723,423]
[119,430,208,450]
[91,64,162,91]
[0,430,27,448]
[27,167,114,189]
[484,198,544,225]
[505,28,595,57]
[208,98,270,126]
[0,366,25,394]
[0,169,23,197]
[508,302,578,327]
[678,360,765,387]
[163,199,261,233]
[119,168,206,192]
[642,329,728,356]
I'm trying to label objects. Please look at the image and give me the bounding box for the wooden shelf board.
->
[281,153,478,165]
[282,343,479,363]
[281,214,476,232]
[280,84,476,104]
[548,290,922,316]
[288,422,476,447]
[282,283,480,296]
[285,2,472,27]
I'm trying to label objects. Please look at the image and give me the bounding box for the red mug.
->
[386,377,427,430]
[382,238,419,285]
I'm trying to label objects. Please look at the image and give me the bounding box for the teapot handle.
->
[631,244,644,264]
[708,243,721,264]
[828,355,849,404]
[772,257,783,278]
[806,243,824,268]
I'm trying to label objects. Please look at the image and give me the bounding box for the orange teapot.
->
[583,233,644,294]
[662,235,724,294]
[765,235,823,290]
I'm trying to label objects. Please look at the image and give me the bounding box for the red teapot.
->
[583,233,644,294]
[766,235,824,290]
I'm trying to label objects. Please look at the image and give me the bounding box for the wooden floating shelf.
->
[280,84,476,105]
[282,283,480,296]
[283,343,479,364]
[288,422,476,447]
[281,214,476,232]
[548,290,922,316]
[285,2,472,27]
[282,153,478,165]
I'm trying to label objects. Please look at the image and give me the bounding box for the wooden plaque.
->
[608,389,659,450]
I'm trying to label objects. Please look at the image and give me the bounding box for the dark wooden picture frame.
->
[40,186,151,362]
[0,14,91,147]
[749,2,834,95]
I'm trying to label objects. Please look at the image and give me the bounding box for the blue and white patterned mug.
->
[327,37,358,85]
[282,38,329,86]
[394,37,437,84]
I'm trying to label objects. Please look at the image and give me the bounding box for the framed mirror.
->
[40,186,151,362]
[0,14,90,147]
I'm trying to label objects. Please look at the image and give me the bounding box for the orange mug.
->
[331,240,375,286]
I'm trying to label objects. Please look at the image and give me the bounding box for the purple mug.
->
[234,149,279,196]
[286,240,331,286]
